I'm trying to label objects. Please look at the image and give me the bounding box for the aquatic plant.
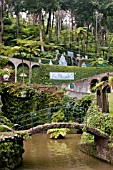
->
[47,128,70,139]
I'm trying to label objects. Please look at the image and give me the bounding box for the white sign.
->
[67,51,74,58]
[50,72,74,80]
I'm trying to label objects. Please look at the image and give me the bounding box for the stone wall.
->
[59,72,113,98]
[80,142,113,164]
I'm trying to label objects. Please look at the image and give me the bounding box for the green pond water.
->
[17,134,113,170]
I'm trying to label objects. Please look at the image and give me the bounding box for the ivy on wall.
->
[0,83,65,129]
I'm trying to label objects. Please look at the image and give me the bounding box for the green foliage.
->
[75,94,93,110]
[0,83,65,129]
[17,65,29,83]
[1,0,113,64]
[73,94,94,123]
[108,93,113,115]
[95,81,104,88]
[0,124,13,132]
[0,56,9,69]
[0,116,13,128]
[81,99,113,144]
[109,76,113,87]
[81,132,94,143]
[91,59,108,67]
[51,109,66,123]
[47,128,70,139]
[0,82,92,130]
[32,65,113,85]
[20,132,31,140]
[0,135,24,169]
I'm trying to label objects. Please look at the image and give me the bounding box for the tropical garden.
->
[1,0,113,65]
[1,0,113,169]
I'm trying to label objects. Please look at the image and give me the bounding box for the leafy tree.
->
[0,0,4,43]
[16,39,39,83]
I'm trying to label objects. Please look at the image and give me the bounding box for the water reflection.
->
[47,140,72,156]
[17,134,113,170]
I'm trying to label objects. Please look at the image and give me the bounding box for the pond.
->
[17,134,113,170]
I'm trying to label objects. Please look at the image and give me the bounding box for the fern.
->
[47,128,70,139]
[0,124,13,132]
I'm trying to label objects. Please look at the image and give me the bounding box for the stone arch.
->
[9,58,30,83]
[17,61,30,68]
[17,63,29,83]
[101,76,108,82]
[32,64,40,69]
[7,60,15,68]
[90,79,99,93]
[7,61,15,82]
[0,61,15,83]
[9,59,16,68]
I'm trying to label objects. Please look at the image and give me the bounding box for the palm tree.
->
[75,27,87,56]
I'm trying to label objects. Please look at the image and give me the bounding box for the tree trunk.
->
[45,11,51,35]
[107,30,110,61]
[85,26,89,54]
[42,14,45,28]
[0,0,3,43]
[78,34,80,55]
[71,10,74,42]
[32,13,36,25]
[52,12,54,29]
[38,12,44,52]
[45,11,52,42]
[16,13,20,38]
[57,9,60,42]
[29,47,32,83]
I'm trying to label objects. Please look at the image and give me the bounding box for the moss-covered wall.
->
[0,83,65,129]
[0,134,24,170]
[80,142,113,164]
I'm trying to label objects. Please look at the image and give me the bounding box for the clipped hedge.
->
[32,65,113,85]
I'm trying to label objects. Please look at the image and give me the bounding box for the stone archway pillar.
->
[15,66,17,83]
[97,89,102,109]
[102,89,109,113]
[29,66,32,83]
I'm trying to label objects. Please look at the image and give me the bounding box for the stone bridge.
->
[25,122,107,137]
[18,122,113,163]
